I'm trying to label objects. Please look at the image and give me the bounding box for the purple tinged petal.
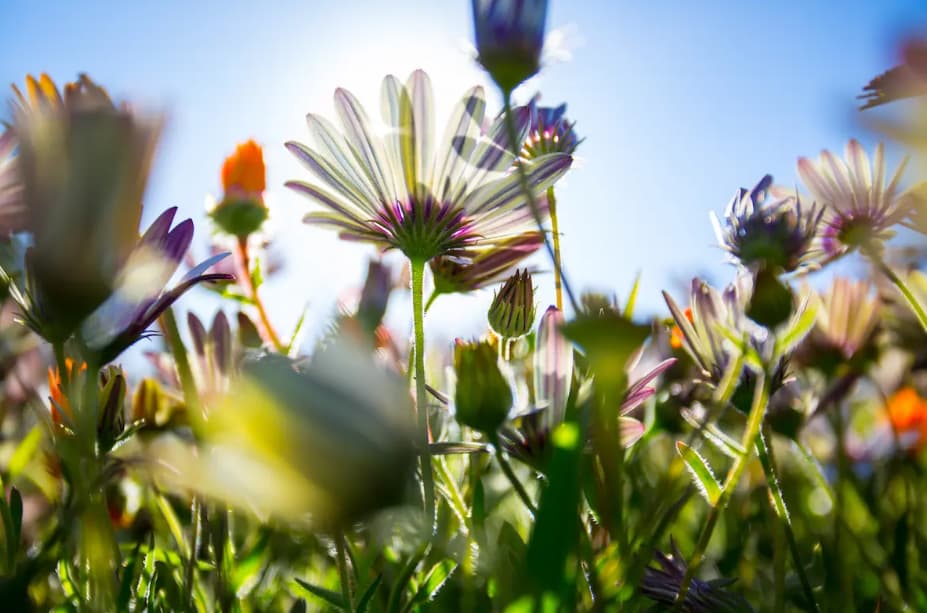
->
[619,416,645,447]
[162,218,194,266]
[139,207,178,246]
[182,252,233,283]
[211,311,232,375]
[188,312,207,358]
[534,305,572,430]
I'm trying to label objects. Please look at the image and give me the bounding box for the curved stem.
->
[424,290,439,313]
[870,249,927,334]
[674,370,771,608]
[236,237,285,353]
[500,95,579,314]
[547,186,564,312]
[756,429,820,612]
[492,437,537,516]
[410,258,436,530]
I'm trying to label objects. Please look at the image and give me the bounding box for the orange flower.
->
[48,358,87,424]
[221,140,266,198]
[886,386,927,448]
[670,307,693,350]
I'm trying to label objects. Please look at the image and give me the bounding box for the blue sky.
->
[2,0,927,346]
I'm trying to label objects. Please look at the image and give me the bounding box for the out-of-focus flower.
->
[797,140,909,258]
[430,231,543,295]
[521,99,581,159]
[48,360,124,450]
[641,539,753,612]
[131,377,185,429]
[711,175,821,274]
[499,306,673,467]
[75,207,234,363]
[140,336,417,526]
[471,0,548,94]
[187,311,235,410]
[488,268,535,339]
[7,73,163,340]
[356,259,392,334]
[285,70,570,263]
[47,358,87,426]
[0,130,25,235]
[885,386,927,450]
[858,37,927,110]
[453,339,513,435]
[670,307,693,350]
[810,277,881,362]
[210,140,269,238]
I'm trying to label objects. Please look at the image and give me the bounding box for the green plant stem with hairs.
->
[548,186,564,312]
[868,249,927,334]
[491,436,537,516]
[410,257,436,530]
[673,369,771,609]
[501,93,579,314]
[755,428,819,612]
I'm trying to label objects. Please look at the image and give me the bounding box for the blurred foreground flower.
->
[858,37,927,110]
[711,174,821,274]
[641,540,753,612]
[210,139,269,238]
[885,386,927,451]
[0,130,24,234]
[804,277,880,370]
[797,140,908,258]
[472,0,548,94]
[140,336,416,526]
[7,74,163,340]
[285,69,569,263]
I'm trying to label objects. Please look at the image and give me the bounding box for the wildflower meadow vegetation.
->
[4,1,927,611]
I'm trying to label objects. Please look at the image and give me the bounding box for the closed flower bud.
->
[472,0,548,94]
[210,140,269,238]
[453,339,513,435]
[488,269,535,339]
[97,366,126,453]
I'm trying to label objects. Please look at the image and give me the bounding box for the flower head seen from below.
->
[285,70,571,264]
[211,139,269,238]
[711,174,821,274]
[430,231,543,296]
[471,0,548,94]
[809,277,880,363]
[797,139,909,258]
[6,73,164,341]
[521,99,581,159]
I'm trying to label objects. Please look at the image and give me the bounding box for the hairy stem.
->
[548,186,564,311]
[492,438,537,516]
[410,257,436,530]
[237,236,285,353]
[674,370,771,608]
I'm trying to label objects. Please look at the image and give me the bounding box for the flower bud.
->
[453,339,513,435]
[488,269,535,339]
[97,366,126,452]
[210,140,269,238]
[472,0,548,94]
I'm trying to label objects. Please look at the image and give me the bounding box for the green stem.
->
[547,186,564,312]
[500,94,579,314]
[492,439,537,516]
[674,370,771,608]
[335,531,354,611]
[870,251,927,334]
[183,496,202,611]
[410,258,436,530]
[755,429,820,612]
[160,307,204,426]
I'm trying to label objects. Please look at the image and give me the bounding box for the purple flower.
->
[472,0,548,93]
[0,130,25,236]
[286,70,570,263]
[77,207,233,363]
[430,231,543,295]
[521,99,581,158]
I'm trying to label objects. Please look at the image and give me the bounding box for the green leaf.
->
[8,489,21,553]
[287,304,310,357]
[623,272,642,319]
[681,410,745,458]
[250,256,264,290]
[405,560,457,610]
[774,294,819,359]
[7,426,43,480]
[232,529,270,594]
[118,542,144,611]
[429,442,489,455]
[293,578,347,610]
[355,574,382,613]
[524,422,583,598]
[676,441,722,506]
